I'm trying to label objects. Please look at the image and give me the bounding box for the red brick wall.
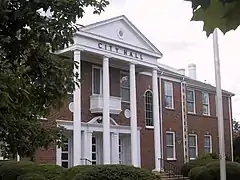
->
[36,61,233,168]
[136,73,154,170]
[161,80,184,167]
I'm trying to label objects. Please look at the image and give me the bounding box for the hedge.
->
[189,166,213,180]
[70,165,158,180]
[0,162,65,180]
[181,159,217,177]
[188,161,240,180]
[18,173,46,180]
[63,165,93,180]
[206,161,240,180]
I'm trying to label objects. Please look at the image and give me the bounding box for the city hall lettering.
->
[98,42,143,60]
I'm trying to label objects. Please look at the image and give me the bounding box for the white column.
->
[73,50,82,166]
[56,147,61,166]
[83,130,93,165]
[111,132,119,164]
[152,68,161,171]
[103,56,111,164]
[130,63,138,167]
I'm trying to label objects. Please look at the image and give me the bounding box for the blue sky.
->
[77,0,240,121]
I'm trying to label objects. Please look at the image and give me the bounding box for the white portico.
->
[56,15,163,171]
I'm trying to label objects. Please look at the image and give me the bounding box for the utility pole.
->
[213,28,226,180]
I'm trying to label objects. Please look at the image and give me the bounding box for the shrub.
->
[206,161,240,180]
[0,161,35,180]
[181,159,217,177]
[189,166,213,180]
[0,162,65,180]
[18,173,46,180]
[196,153,218,161]
[23,164,66,180]
[63,165,93,180]
[72,165,158,180]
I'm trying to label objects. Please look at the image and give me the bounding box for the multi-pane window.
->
[202,92,210,115]
[164,81,174,108]
[92,136,97,165]
[92,66,102,94]
[204,135,212,153]
[145,90,153,127]
[189,134,198,160]
[61,140,69,168]
[187,89,195,113]
[120,72,130,102]
[119,138,123,164]
[166,132,176,160]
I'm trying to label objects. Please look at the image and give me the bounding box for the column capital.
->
[152,67,159,71]
[85,130,93,134]
[73,48,84,53]
[103,54,112,59]
[111,132,119,136]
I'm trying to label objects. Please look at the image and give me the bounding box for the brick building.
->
[36,15,234,171]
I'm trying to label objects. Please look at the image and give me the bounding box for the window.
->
[164,81,174,109]
[204,135,212,153]
[61,139,69,168]
[92,66,103,94]
[145,90,153,127]
[202,92,210,115]
[166,132,176,160]
[187,89,195,113]
[119,138,123,164]
[189,134,198,160]
[120,72,130,102]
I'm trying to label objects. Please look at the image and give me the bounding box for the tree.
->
[0,0,109,160]
[186,0,240,36]
[233,120,240,133]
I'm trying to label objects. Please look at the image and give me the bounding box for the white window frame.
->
[166,131,176,160]
[202,92,210,116]
[120,71,130,103]
[204,135,212,153]
[189,134,198,160]
[164,81,174,109]
[119,138,123,164]
[144,90,154,128]
[187,89,196,114]
[92,65,103,95]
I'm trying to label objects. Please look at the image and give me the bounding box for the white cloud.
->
[78,0,240,121]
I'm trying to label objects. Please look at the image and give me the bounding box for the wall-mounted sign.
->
[98,42,143,60]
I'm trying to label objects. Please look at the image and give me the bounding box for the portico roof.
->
[78,15,162,58]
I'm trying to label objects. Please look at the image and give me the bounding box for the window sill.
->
[121,101,130,104]
[187,112,196,115]
[190,158,196,160]
[165,107,175,111]
[202,113,210,116]
[167,158,177,161]
[145,126,154,129]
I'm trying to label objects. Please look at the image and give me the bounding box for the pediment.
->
[80,15,162,56]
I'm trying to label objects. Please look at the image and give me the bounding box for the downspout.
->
[181,77,189,164]
[228,96,234,161]
[159,71,164,170]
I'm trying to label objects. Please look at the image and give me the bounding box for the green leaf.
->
[186,0,240,36]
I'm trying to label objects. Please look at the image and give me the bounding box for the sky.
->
[77,0,240,121]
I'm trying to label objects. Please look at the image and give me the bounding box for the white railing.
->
[90,94,122,114]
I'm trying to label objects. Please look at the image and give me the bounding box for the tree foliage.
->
[186,0,240,36]
[0,0,109,159]
[233,120,240,133]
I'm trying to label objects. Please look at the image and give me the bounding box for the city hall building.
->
[36,15,234,171]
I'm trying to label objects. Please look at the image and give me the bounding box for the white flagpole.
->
[213,28,226,180]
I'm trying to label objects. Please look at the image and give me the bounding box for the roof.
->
[158,63,234,96]
[79,15,163,57]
